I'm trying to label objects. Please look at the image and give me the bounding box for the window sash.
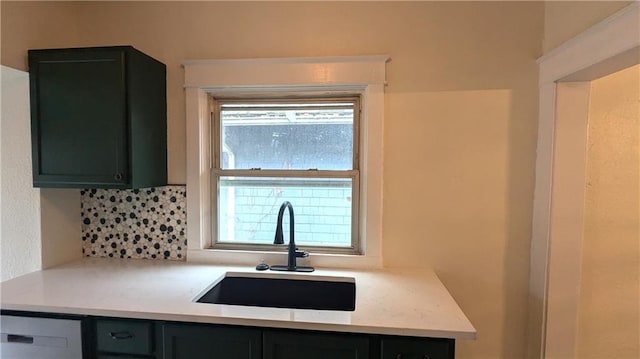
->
[211,171,360,254]
[210,96,361,253]
[212,97,360,171]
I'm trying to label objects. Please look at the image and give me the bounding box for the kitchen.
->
[1,2,637,359]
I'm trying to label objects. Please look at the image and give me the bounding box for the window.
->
[183,56,387,267]
[212,97,360,252]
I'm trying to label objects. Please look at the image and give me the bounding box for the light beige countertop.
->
[0,258,476,340]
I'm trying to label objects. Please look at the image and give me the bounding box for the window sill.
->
[186,248,382,270]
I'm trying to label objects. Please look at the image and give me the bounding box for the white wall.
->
[0,66,83,280]
[40,188,81,269]
[0,65,42,281]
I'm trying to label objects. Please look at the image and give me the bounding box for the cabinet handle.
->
[114,173,123,181]
[7,334,34,344]
[109,331,134,340]
[395,354,430,359]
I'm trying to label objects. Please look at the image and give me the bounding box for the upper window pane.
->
[219,99,356,170]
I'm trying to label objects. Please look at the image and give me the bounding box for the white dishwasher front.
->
[0,315,83,359]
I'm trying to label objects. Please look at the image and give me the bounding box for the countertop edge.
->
[0,303,477,340]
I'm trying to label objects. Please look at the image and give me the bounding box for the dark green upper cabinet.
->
[28,46,167,189]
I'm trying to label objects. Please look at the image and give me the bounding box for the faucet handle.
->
[295,248,309,258]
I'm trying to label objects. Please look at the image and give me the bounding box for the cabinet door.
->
[263,330,369,359]
[96,319,153,356]
[162,323,261,359]
[29,48,129,187]
[380,337,454,359]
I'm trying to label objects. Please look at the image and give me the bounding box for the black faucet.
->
[270,201,314,272]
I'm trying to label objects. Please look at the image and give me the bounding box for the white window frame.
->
[211,96,361,253]
[184,56,388,268]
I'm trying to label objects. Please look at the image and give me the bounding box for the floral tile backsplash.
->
[81,186,187,260]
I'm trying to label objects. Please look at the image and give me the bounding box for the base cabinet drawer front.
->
[162,323,261,359]
[96,319,153,356]
[381,337,454,359]
[263,330,370,359]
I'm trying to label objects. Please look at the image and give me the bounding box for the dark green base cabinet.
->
[157,323,453,359]
[0,311,455,359]
[161,324,371,359]
[381,337,454,359]
[162,324,261,359]
[95,318,157,358]
[263,330,370,359]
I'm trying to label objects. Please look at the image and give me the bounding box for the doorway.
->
[531,2,640,358]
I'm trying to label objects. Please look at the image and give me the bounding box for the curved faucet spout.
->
[271,201,313,272]
[273,201,296,269]
[274,201,294,246]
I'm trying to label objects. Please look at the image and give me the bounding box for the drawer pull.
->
[109,331,134,340]
[7,334,34,344]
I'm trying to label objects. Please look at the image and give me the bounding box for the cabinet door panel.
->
[31,50,128,186]
[380,337,454,359]
[96,319,153,355]
[263,331,369,359]
[162,323,261,359]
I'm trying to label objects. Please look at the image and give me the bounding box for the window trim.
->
[184,56,388,268]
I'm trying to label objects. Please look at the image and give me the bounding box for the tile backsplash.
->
[81,186,187,260]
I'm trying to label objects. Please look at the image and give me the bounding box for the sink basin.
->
[195,272,356,311]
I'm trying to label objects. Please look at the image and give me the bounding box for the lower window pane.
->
[217,176,352,247]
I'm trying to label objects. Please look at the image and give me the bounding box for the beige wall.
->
[577,64,640,358]
[0,2,545,358]
[543,0,633,54]
[0,1,80,70]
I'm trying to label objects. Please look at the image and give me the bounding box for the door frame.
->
[530,2,639,358]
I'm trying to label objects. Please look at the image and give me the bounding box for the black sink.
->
[196,274,356,311]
